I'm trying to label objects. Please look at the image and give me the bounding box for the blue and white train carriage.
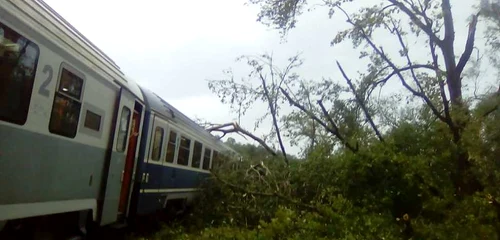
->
[0,0,237,236]
[135,88,237,215]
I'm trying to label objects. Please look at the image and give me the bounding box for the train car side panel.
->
[0,12,117,222]
[99,89,138,225]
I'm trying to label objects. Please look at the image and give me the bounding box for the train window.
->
[83,110,101,131]
[165,131,177,163]
[58,69,83,99]
[202,148,212,170]
[0,22,40,125]
[151,127,164,161]
[177,136,191,166]
[116,107,131,151]
[48,68,84,138]
[191,141,203,168]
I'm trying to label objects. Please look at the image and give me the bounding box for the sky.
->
[42,0,491,157]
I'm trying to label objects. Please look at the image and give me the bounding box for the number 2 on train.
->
[39,65,53,97]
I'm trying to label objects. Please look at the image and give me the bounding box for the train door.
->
[138,115,168,213]
[118,109,140,215]
[100,88,138,225]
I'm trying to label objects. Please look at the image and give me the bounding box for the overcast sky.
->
[43,0,489,156]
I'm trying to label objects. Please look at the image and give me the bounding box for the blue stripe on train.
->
[144,163,211,189]
[136,163,211,215]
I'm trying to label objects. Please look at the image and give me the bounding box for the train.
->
[0,0,238,237]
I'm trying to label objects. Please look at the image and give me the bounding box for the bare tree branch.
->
[336,61,385,142]
[456,13,480,76]
[377,64,435,83]
[441,0,455,45]
[370,65,436,99]
[438,0,463,108]
[316,100,344,143]
[425,23,453,125]
[206,122,234,131]
[391,19,456,130]
[337,6,449,125]
[207,122,278,156]
[387,0,442,46]
[392,20,425,93]
[260,73,289,165]
[305,84,317,152]
[280,87,358,153]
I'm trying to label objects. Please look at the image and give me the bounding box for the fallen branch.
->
[207,122,277,156]
[212,172,325,215]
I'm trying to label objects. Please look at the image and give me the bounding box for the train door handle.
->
[145,173,150,183]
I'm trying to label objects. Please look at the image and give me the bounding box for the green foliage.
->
[132,101,500,239]
[247,0,308,36]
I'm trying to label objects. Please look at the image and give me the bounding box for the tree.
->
[247,0,486,196]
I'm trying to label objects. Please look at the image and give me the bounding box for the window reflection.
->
[59,69,83,99]
[0,22,40,125]
[191,141,202,168]
[165,131,177,163]
[48,93,81,137]
[202,148,212,170]
[177,136,191,166]
[49,67,84,138]
[116,107,130,151]
[151,127,164,161]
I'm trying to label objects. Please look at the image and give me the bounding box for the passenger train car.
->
[0,0,237,236]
